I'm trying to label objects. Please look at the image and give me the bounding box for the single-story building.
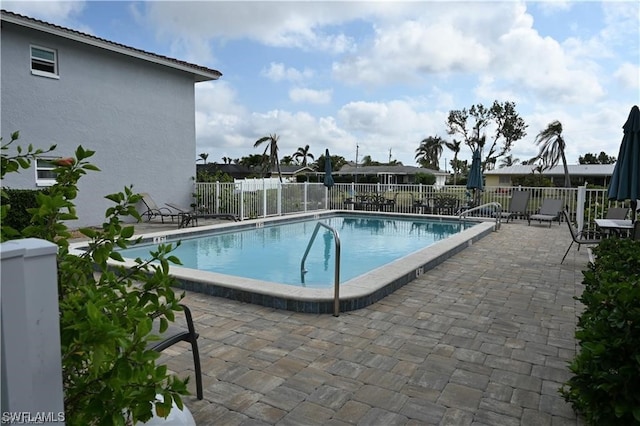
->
[197,163,255,180]
[484,164,615,187]
[335,165,448,186]
[1,10,221,227]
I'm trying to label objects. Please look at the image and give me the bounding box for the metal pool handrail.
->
[459,202,503,230]
[300,222,342,316]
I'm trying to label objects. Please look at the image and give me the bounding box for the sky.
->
[4,0,639,170]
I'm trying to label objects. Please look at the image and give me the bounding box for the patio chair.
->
[166,202,239,228]
[494,190,530,222]
[561,210,602,264]
[528,198,563,227]
[605,207,629,219]
[147,304,203,400]
[139,193,182,223]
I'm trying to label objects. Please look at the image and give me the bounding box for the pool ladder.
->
[458,202,503,230]
[300,222,341,316]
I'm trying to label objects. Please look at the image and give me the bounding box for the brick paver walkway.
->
[157,221,587,425]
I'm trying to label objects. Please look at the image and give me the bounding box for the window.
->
[36,159,57,186]
[31,45,58,78]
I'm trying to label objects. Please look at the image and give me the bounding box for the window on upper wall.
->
[35,158,58,186]
[30,45,58,78]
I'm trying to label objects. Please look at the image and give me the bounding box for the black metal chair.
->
[147,304,203,400]
[561,210,602,264]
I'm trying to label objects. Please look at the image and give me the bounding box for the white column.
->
[1,238,64,421]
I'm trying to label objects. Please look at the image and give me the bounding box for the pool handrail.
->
[300,221,342,316]
[459,202,503,231]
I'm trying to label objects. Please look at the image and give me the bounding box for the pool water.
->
[118,215,471,288]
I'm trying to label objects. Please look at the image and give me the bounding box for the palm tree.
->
[254,133,282,182]
[292,145,314,166]
[281,155,294,165]
[499,155,520,168]
[534,120,570,187]
[444,139,461,184]
[415,136,444,170]
[198,153,209,164]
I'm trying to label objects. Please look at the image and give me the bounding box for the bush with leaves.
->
[561,237,640,425]
[1,133,189,425]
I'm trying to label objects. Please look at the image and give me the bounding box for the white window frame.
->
[35,158,58,186]
[30,45,59,79]
[498,176,512,185]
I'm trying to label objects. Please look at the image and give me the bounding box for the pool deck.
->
[109,218,587,424]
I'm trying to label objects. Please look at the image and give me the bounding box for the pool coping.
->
[71,211,497,314]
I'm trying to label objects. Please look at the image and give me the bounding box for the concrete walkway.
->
[152,220,587,425]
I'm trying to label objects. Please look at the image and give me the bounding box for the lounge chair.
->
[166,202,238,228]
[561,210,601,264]
[494,190,530,222]
[528,199,563,227]
[605,207,628,219]
[147,304,203,400]
[139,193,182,223]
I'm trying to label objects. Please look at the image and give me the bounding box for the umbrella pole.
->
[632,199,637,223]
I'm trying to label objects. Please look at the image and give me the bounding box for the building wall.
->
[1,22,197,227]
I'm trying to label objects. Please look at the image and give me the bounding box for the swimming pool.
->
[118,215,473,288]
[79,211,496,313]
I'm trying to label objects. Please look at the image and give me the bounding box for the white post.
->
[276,182,281,216]
[262,178,267,218]
[1,238,65,422]
[577,185,586,231]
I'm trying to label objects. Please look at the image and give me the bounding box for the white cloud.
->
[613,63,640,90]
[141,1,360,54]
[289,88,332,104]
[2,0,85,21]
[261,63,314,82]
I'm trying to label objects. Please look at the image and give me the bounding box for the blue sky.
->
[5,1,639,169]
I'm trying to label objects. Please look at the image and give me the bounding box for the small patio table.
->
[594,219,634,238]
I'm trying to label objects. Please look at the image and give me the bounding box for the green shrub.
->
[1,133,188,424]
[2,188,48,231]
[561,237,640,425]
[414,172,436,185]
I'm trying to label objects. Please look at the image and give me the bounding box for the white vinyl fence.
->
[194,181,633,232]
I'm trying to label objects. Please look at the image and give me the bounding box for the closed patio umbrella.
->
[608,105,640,222]
[323,149,335,189]
[467,149,483,206]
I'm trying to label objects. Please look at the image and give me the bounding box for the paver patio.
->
[150,220,587,425]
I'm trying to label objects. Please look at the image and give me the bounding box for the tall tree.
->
[292,145,315,166]
[499,154,520,168]
[446,100,527,172]
[254,133,282,182]
[578,151,616,164]
[361,155,382,166]
[280,155,294,165]
[198,152,209,164]
[239,154,268,172]
[534,120,570,187]
[444,139,461,184]
[312,154,348,172]
[415,136,444,170]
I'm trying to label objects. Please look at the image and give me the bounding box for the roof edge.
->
[1,9,222,82]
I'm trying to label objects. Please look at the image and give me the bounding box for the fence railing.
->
[194,181,633,232]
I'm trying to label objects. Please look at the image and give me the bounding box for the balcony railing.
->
[194,181,633,232]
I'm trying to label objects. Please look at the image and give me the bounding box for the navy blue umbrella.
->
[608,105,640,222]
[323,149,335,189]
[466,149,483,207]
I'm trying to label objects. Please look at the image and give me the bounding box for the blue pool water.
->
[118,215,472,288]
